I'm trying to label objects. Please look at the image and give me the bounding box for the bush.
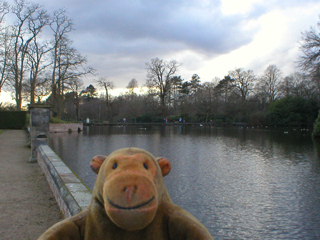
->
[167,115,180,122]
[136,114,163,123]
[25,113,30,125]
[50,117,67,123]
[136,114,152,123]
[212,118,223,124]
[226,118,233,124]
[313,110,320,137]
[151,116,164,123]
[250,111,266,125]
[0,111,27,129]
[267,96,318,127]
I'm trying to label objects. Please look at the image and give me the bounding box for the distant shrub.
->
[26,113,30,125]
[136,114,163,123]
[250,111,266,125]
[151,116,163,123]
[313,110,320,137]
[267,96,318,127]
[225,118,233,124]
[136,114,152,123]
[167,115,180,122]
[213,119,223,124]
[50,117,67,123]
[0,111,27,129]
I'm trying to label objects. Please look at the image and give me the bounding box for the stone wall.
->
[37,144,91,218]
[49,123,83,133]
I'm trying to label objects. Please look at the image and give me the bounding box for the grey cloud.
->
[30,0,319,88]
[45,0,260,56]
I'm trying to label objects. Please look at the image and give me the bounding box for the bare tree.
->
[51,39,94,118]
[97,77,114,121]
[66,77,83,120]
[0,27,13,93]
[228,68,255,103]
[0,1,9,24]
[299,18,320,83]
[258,65,282,103]
[26,36,52,104]
[145,58,181,116]
[0,1,11,93]
[279,72,319,100]
[10,0,49,110]
[49,8,73,110]
[197,81,216,122]
[33,75,51,103]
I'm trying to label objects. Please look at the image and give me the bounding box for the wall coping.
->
[37,144,92,218]
[49,123,83,133]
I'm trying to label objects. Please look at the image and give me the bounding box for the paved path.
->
[0,130,62,240]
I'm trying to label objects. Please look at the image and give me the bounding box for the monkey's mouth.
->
[107,196,155,210]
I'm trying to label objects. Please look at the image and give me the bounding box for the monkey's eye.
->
[112,162,118,169]
[143,163,149,170]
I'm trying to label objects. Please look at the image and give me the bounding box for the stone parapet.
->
[50,123,83,133]
[29,104,51,163]
[37,144,91,218]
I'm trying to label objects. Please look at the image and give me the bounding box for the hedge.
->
[267,96,318,127]
[0,111,27,129]
[313,110,320,137]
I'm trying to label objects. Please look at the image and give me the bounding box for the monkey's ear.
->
[157,157,171,177]
[90,155,107,174]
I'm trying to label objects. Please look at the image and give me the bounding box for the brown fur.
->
[38,148,214,240]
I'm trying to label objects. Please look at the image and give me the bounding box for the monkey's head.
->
[90,148,171,231]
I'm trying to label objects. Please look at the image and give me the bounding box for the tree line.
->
[0,1,319,127]
[71,17,320,127]
[61,62,318,127]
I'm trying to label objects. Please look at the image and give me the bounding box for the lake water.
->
[49,125,320,240]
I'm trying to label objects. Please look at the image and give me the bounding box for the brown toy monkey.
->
[38,148,214,240]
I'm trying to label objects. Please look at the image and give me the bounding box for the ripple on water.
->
[50,126,320,239]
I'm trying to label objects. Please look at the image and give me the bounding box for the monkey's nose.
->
[123,185,137,192]
[124,185,138,203]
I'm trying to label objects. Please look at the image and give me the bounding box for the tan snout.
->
[103,171,159,230]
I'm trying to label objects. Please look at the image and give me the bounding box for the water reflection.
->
[49,126,320,239]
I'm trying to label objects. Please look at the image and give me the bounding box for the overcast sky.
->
[10,0,320,91]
